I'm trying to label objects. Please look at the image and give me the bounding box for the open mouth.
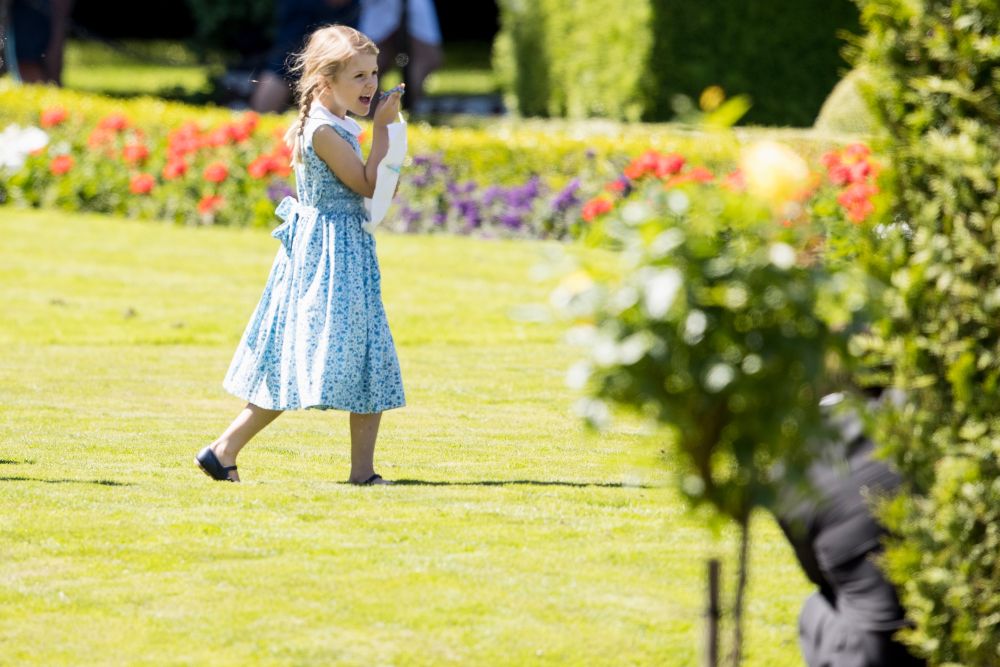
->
[360,95,372,105]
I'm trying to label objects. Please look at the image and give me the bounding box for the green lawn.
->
[0,209,810,665]
[40,39,497,102]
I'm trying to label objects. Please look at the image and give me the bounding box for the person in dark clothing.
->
[3,0,73,84]
[251,0,362,113]
[774,392,925,667]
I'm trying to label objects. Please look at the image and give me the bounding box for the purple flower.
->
[433,212,446,226]
[447,179,478,196]
[401,206,422,227]
[482,185,503,206]
[456,198,481,228]
[503,175,542,209]
[499,211,524,229]
[552,179,582,213]
[267,180,295,203]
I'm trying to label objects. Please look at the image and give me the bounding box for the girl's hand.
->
[373,86,404,126]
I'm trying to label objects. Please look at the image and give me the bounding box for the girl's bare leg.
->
[349,412,389,484]
[208,403,283,481]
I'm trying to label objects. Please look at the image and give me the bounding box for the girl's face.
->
[317,52,378,117]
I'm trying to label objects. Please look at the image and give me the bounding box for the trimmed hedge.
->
[813,67,878,136]
[855,1,1000,664]
[495,0,860,127]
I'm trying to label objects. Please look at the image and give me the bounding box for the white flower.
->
[0,124,49,171]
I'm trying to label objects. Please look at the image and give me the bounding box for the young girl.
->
[195,25,406,485]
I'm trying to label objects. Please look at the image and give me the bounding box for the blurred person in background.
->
[2,0,74,84]
[775,392,925,667]
[251,0,361,113]
[360,0,442,113]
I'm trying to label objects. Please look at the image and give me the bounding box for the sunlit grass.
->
[0,208,812,665]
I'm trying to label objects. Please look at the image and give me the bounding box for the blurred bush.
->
[494,0,651,121]
[854,1,1000,664]
[496,0,860,126]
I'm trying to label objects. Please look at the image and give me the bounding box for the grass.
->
[61,40,218,99]
[0,208,812,665]
[37,39,498,102]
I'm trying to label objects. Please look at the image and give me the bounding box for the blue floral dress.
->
[223,103,406,413]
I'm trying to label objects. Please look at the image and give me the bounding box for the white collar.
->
[309,101,363,137]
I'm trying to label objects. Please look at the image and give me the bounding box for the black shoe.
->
[194,447,238,482]
[352,473,389,485]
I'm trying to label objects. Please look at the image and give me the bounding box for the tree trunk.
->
[729,514,751,666]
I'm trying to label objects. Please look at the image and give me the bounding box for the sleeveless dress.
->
[222,103,406,413]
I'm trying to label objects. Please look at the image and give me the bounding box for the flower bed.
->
[0,82,865,240]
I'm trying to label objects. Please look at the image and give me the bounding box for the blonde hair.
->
[283,25,378,163]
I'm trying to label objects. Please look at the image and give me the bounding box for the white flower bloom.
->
[0,124,49,171]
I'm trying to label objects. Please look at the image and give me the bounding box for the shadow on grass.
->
[0,459,34,465]
[374,479,656,489]
[0,476,130,486]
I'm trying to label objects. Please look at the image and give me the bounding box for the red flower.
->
[49,155,74,175]
[129,173,155,195]
[227,122,252,143]
[721,169,746,192]
[624,150,662,180]
[581,197,613,222]
[843,142,871,160]
[98,113,130,132]
[205,127,231,148]
[666,167,714,188]
[40,106,69,128]
[203,162,229,183]
[654,153,685,179]
[162,159,188,180]
[241,111,260,130]
[606,178,628,193]
[837,182,879,223]
[197,195,225,215]
[87,128,115,149]
[248,155,275,179]
[122,143,150,164]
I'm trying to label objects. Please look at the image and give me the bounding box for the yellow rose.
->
[738,141,812,210]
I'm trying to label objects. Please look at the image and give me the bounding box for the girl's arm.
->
[312,92,401,199]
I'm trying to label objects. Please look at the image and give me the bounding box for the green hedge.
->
[495,0,860,127]
[184,0,274,55]
[856,1,1000,664]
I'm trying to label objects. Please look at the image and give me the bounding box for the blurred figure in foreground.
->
[2,0,73,84]
[775,392,925,667]
[250,0,361,113]
[360,0,442,113]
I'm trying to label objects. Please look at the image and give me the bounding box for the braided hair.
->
[282,25,379,164]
